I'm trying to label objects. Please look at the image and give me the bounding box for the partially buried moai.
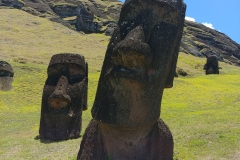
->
[0,61,14,91]
[39,53,88,141]
[78,0,186,159]
[204,55,219,75]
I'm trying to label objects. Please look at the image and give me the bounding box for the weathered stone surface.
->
[104,22,117,36]
[75,13,100,33]
[22,0,53,13]
[204,55,219,75]
[78,0,186,159]
[0,61,14,91]
[52,4,83,18]
[39,53,88,141]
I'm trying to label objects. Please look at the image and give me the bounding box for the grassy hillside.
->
[0,9,240,160]
[0,9,109,72]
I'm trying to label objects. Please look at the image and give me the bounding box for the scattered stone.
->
[176,67,188,76]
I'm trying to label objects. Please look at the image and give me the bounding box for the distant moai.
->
[39,53,88,141]
[204,55,219,75]
[77,0,186,159]
[0,61,14,91]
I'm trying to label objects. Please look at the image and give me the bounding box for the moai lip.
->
[0,61,14,91]
[204,55,219,75]
[39,53,88,141]
[78,0,186,159]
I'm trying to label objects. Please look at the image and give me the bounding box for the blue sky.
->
[119,0,240,44]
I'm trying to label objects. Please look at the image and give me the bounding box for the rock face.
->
[50,2,100,32]
[0,61,14,91]
[1,0,239,67]
[39,53,88,141]
[204,55,219,75]
[77,0,186,159]
[1,0,24,8]
[0,0,122,33]
[74,5,100,33]
[52,4,83,18]
[181,20,240,66]
[22,0,53,13]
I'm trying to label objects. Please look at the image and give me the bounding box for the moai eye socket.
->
[45,75,61,86]
[0,71,14,77]
[69,74,85,84]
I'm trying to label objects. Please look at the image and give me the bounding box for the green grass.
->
[0,9,240,160]
[162,74,240,159]
[0,61,99,159]
[0,9,109,72]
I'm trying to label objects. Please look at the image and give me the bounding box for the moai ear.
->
[164,45,179,88]
[165,3,186,88]
[82,62,88,111]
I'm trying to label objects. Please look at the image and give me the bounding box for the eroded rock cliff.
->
[1,0,239,66]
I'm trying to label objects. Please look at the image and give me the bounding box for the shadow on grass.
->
[34,135,81,144]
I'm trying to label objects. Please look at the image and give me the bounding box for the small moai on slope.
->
[204,55,219,75]
[39,53,88,141]
[77,0,186,159]
[0,61,14,91]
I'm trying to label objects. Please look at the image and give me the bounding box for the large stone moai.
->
[39,53,88,141]
[204,55,219,75]
[77,0,186,159]
[0,61,14,91]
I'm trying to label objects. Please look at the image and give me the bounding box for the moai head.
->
[0,61,14,91]
[39,53,88,141]
[92,0,186,129]
[205,55,219,75]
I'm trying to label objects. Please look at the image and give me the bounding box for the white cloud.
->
[185,16,215,30]
[202,22,214,29]
[185,16,195,22]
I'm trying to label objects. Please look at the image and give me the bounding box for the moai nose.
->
[48,76,71,109]
[112,26,152,69]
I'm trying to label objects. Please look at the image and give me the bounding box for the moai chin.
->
[204,55,219,75]
[78,0,186,159]
[39,53,88,141]
[0,61,14,91]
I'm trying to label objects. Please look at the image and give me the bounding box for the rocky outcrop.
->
[181,20,240,66]
[22,0,53,13]
[75,15,100,33]
[1,0,24,8]
[0,0,239,66]
[0,0,121,33]
[52,3,84,18]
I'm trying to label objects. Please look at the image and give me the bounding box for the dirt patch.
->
[230,151,240,160]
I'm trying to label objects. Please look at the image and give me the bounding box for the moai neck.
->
[99,121,155,159]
